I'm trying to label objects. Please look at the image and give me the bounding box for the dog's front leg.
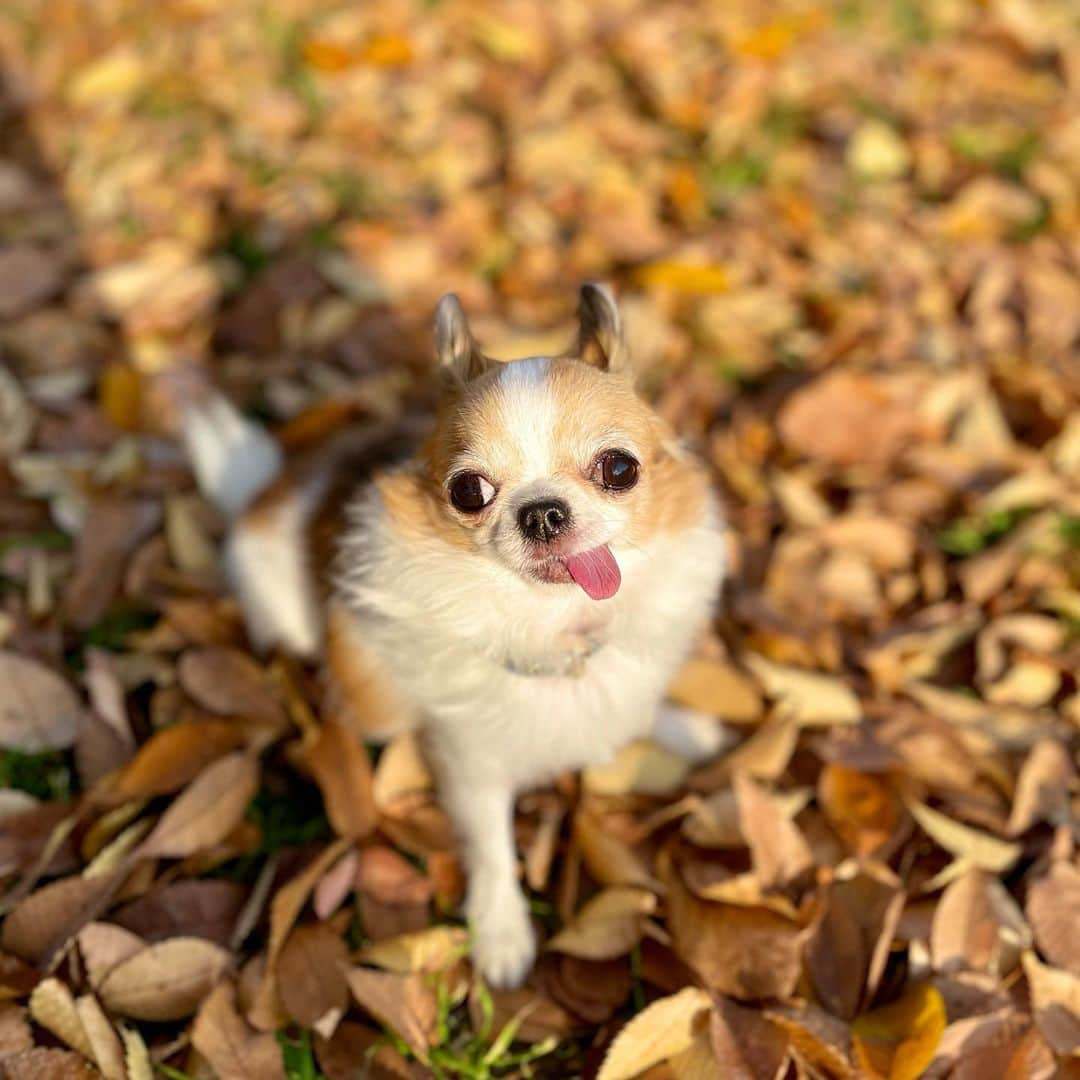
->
[440,779,535,988]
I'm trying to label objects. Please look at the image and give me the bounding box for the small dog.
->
[186,285,726,987]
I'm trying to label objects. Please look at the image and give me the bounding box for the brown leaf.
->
[111,879,247,946]
[931,868,1028,976]
[778,371,922,468]
[1027,863,1080,977]
[0,246,65,319]
[355,846,431,906]
[0,1002,32,1056]
[0,652,80,753]
[548,887,656,961]
[313,850,358,920]
[666,864,804,1000]
[742,655,860,727]
[0,1048,101,1079]
[77,923,144,989]
[277,923,349,1028]
[805,871,904,1020]
[139,751,258,859]
[818,765,899,856]
[192,980,286,1080]
[97,936,231,1021]
[356,925,467,975]
[1,873,121,966]
[177,648,286,725]
[574,807,659,890]
[709,997,788,1080]
[112,720,247,799]
[733,772,813,889]
[1006,739,1074,836]
[343,967,438,1063]
[248,839,350,1029]
[299,718,377,840]
[766,1003,855,1078]
[63,499,162,630]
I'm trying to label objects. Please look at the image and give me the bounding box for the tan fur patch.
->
[324,602,415,740]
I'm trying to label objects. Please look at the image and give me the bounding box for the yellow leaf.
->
[360,34,413,68]
[635,261,730,295]
[301,39,354,72]
[906,800,1020,873]
[597,987,711,1080]
[852,983,946,1080]
[98,362,142,431]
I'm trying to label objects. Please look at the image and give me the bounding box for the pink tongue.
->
[564,545,621,600]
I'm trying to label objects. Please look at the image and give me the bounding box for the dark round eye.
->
[599,451,639,491]
[449,472,496,512]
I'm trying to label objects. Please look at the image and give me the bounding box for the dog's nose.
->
[518,498,571,543]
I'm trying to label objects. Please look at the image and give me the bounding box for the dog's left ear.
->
[435,293,490,383]
[577,283,628,374]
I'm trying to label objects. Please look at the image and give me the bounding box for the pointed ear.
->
[577,283,628,373]
[434,293,490,382]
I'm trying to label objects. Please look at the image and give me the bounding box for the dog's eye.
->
[598,450,639,491]
[449,472,496,512]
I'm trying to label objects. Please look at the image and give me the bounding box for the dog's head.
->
[393,285,705,601]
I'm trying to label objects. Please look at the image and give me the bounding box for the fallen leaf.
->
[733,772,813,889]
[1006,739,1073,836]
[277,923,349,1028]
[667,660,764,723]
[356,925,467,974]
[112,720,247,799]
[1023,951,1080,1055]
[298,717,376,840]
[177,648,286,726]
[0,1048,101,1078]
[97,937,231,1021]
[343,967,438,1063]
[574,807,659,890]
[1026,863,1080,977]
[709,996,789,1080]
[852,982,946,1080]
[584,741,691,796]
[597,986,711,1080]
[2,873,121,966]
[905,800,1020,874]
[742,655,861,727]
[0,652,80,753]
[192,980,286,1080]
[547,887,657,961]
[28,977,94,1059]
[818,765,899,856]
[139,751,258,859]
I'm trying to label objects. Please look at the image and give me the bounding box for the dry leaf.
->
[298,717,376,840]
[192,980,286,1080]
[548,887,657,961]
[742,655,860,727]
[113,720,247,799]
[733,772,813,889]
[343,966,438,1063]
[139,751,258,859]
[357,925,466,975]
[1026,863,1080,977]
[709,996,789,1080]
[584,741,691,796]
[177,648,286,725]
[852,982,946,1080]
[0,652,80,753]
[906,800,1020,874]
[1006,740,1073,836]
[1023,951,1080,1055]
[667,660,764,723]
[97,937,231,1021]
[597,987,711,1080]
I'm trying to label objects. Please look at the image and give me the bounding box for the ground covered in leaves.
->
[1,0,1079,1077]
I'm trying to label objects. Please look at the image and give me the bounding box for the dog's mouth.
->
[529,544,621,600]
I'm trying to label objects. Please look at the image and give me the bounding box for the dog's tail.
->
[181,393,284,518]
[183,393,323,658]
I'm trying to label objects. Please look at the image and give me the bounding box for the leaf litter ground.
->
[0,0,1079,1077]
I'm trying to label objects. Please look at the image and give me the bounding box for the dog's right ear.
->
[435,294,490,383]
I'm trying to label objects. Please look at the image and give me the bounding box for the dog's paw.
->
[470,893,536,989]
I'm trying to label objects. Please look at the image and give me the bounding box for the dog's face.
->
[383,286,705,601]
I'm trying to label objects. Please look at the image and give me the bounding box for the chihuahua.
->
[185,285,726,987]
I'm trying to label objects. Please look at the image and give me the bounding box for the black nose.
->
[518,499,571,543]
